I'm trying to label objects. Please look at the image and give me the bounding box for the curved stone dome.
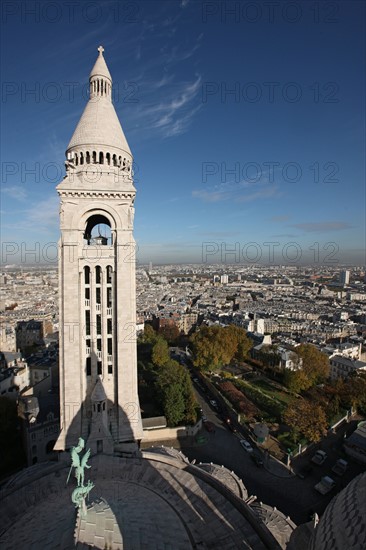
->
[309,472,366,550]
[0,453,280,549]
[66,47,131,156]
[250,502,296,549]
[196,462,248,499]
[66,97,131,155]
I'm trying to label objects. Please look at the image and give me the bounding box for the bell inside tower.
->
[84,214,112,245]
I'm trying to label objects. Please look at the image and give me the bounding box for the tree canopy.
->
[283,344,330,393]
[190,325,252,371]
[155,360,197,426]
[151,338,170,367]
[158,324,180,344]
[338,371,366,413]
[138,329,197,427]
[297,344,330,384]
[140,324,159,345]
[283,398,328,443]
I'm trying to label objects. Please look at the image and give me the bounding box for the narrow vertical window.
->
[107,288,112,308]
[86,357,91,376]
[85,311,90,336]
[96,315,101,335]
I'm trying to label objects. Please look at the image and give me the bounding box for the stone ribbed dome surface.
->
[66,97,131,154]
[309,472,366,550]
[250,502,296,549]
[0,453,279,549]
[196,462,248,499]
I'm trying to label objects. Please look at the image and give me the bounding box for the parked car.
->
[209,399,218,408]
[225,419,237,433]
[314,476,336,495]
[250,453,264,467]
[201,414,207,422]
[311,450,327,465]
[239,439,253,453]
[297,464,313,479]
[331,458,348,476]
[204,421,215,433]
[193,379,204,391]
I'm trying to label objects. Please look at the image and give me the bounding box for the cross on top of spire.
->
[89,45,112,85]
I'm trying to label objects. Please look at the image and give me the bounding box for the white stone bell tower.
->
[55,46,143,453]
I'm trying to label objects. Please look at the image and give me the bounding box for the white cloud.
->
[26,196,59,229]
[290,222,353,232]
[2,186,28,201]
[192,180,281,203]
[3,196,60,235]
[129,75,202,139]
[270,215,291,222]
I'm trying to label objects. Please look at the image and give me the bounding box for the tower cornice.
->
[58,190,136,201]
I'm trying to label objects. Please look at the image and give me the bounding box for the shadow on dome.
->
[0,387,284,550]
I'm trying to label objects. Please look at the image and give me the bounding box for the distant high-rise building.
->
[148,261,152,273]
[340,270,350,286]
[221,274,229,284]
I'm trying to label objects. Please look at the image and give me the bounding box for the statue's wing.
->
[81,448,91,468]
[71,449,81,468]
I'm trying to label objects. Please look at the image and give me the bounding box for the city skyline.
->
[1,0,365,265]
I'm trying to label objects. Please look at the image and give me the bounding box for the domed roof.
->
[196,462,248,499]
[66,96,131,154]
[66,48,131,155]
[250,501,296,549]
[1,453,283,549]
[309,472,366,549]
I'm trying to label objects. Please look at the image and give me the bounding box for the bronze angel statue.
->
[67,437,94,517]
[67,437,92,487]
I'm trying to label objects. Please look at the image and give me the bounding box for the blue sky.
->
[1,0,365,266]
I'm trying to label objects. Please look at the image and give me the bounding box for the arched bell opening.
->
[84,214,112,245]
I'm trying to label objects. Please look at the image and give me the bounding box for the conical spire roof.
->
[91,378,107,402]
[66,46,131,155]
[89,45,112,81]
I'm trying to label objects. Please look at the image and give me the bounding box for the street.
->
[178,382,365,525]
